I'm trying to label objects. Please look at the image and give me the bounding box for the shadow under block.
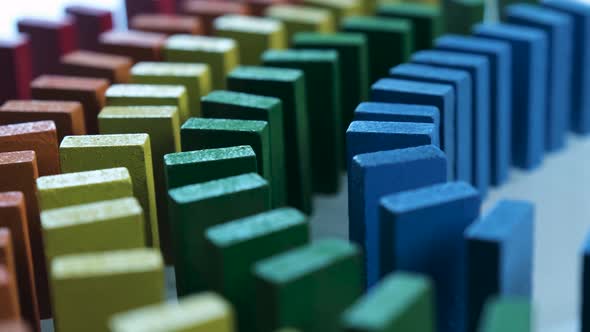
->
[302,0,362,24]
[168,173,271,295]
[164,35,239,90]
[0,230,20,320]
[478,297,531,332]
[254,238,362,332]
[465,200,534,332]
[130,14,203,36]
[583,228,590,332]
[379,181,481,332]
[473,23,547,170]
[60,51,133,84]
[0,37,32,104]
[442,0,485,35]
[182,0,251,35]
[98,30,167,62]
[201,90,286,207]
[265,5,336,40]
[59,134,159,249]
[50,249,165,332]
[64,5,113,52]
[435,35,512,186]
[342,16,413,83]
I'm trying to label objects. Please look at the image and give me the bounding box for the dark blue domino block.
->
[435,35,512,187]
[582,231,590,332]
[507,4,573,152]
[473,23,547,170]
[411,50,490,197]
[542,0,590,134]
[464,200,534,332]
[389,63,471,184]
[354,102,439,129]
[379,181,481,332]
[349,145,447,288]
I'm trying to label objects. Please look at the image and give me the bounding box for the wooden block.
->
[182,0,251,35]
[378,2,443,51]
[99,30,167,62]
[124,0,175,23]
[0,320,30,332]
[443,0,485,35]
[50,249,165,332]
[59,135,159,249]
[478,297,531,332]
[65,6,113,52]
[0,37,32,104]
[205,208,309,331]
[349,145,446,287]
[379,181,481,332]
[0,230,20,320]
[499,0,538,16]
[302,0,362,24]
[164,35,239,90]
[30,75,109,134]
[254,239,362,332]
[354,102,439,127]
[61,51,133,84]
[106,84,189,122]
[168,173,270,295]
[342,272,434,332]
[247,0,291,16]
[130,14,202,36]
[265,5,336,41]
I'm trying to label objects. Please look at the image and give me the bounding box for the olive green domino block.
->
[59,134,160,249]
[168,173,270,295]
[254,238,362,332]
[263,50,342,194]
[342,16,414,83]
[130,62,212,119]
[478,297,531,332]
[265,5,336,41]
[202,90,286,207]
[50,249,165,332]
[341,273,435,332]
[204,208,310,332]
[303,0,363,24]
[377,3,443,51]
[36,167,134,210]
[443,0,485,35]
[164,35,239,90]
[214,15,287,66]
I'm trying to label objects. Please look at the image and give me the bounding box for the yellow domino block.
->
[265,5,336,40]
[302,0,362,23]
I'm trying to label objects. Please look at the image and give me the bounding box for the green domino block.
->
[265,5,336,41]
[201,90,286,207]
[59,134,159,249]
[342,16,414,83]
[478,297,531,332]
[263,49,342,194]
[303,0,363,24]
[442,0,485,35]
[130,62,212,119]
[204,208,309,332]
[377,3,443,51]
[50,249,165,332]
[341,272,435,332]
[168,173,270,295]
[254,238,362,332]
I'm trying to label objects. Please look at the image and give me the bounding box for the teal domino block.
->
[478,297,532,332]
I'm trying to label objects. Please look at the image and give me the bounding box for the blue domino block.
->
[354,102,439,129]
[379,181,481,332]
[473,23,547,170]
[411,50,490,197]
[464,200,534,332]
[542,0,590,134]
[389,63,472,184]
[507,4,574,152]
[349,145,447,288]
[435,35,512,187]
[582,231,590,332]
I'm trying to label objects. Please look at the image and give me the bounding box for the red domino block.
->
[243,0,290,16]
[124,0,176,24]
[17,18,78,77]
[182,0,251,35]
[65,6,114,52]
[0,37,33,104]
[130,14,203,35]
[99,30,167,62]
[0,230,20,321]
[61,50,133,84]
[0,321,30,332]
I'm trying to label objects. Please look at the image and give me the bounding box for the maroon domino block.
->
[0,320,31,332]
[125,0,176,23]
[182,0,251,35]
[61,50,133,84]
[243,0,290,16]
[0,230,20,321]
[65,5,114,52]
[0,37,33,104]
[99,30,167,62]
[130,14,203,35]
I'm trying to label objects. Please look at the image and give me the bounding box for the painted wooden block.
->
[0,37,32,104]
[99,30,167,62]
[124,0,175,23]
[342,272,434,332]
[130,14,203,36]
[354,102,439,128]
[168,173,270,295]
[254,238,361,332]
[245,0,290,17]
[474,23,547,170]
[465,200,534,332]
[303,0,362,23]
[64,6,113,52]
[478,297,531,332]
[443,0,485,35]
[265,5,336,40]
[105,84,189,122]
[50,249,165,332]
[379,181,481,332]
[59,134,159,249]
[377,2,442,51]
[0,320,30,332]
[0,229,20,320]
[205,208,309,331]
[60,51,133,84]
[182,0,251,35]
[349,145,446,287]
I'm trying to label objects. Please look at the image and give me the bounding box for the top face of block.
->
[305,0,358,10]
[182,117,268,133]
[228,66,303,82]
[36,167,131,191]
[0,191,24,208]
[506,4,571,25]
[169,173,267,204]
[0,100,81,114]
[183,0,249,15]
[202,90,281,110]
[391,63,471,83]
[265,5,333,24]
[214,15,283,34]
[61,133,149,148]
[165,34,237,53]
[131,62,209,78]
[262,49,338,63]
[292,32,366,46]
[31,75,109,92]
[355,102,439,122]
[372,78,454,97]
[480,297,531,332]
[99,106,178,119]
[347,120,435,137]
[466,200,533,241]
[164,145,255,166]
[412,50,488,68]
[353,145,445,169]
[65,5,112,17]
[378,2,440,17]
[17,17,75,30]
[100,30,167,48]
[473,23,546,42]
[0,120,56,138]
[0,150,36,166]
[435,34,510,55]
[543,0,590,14]
[131,14,202,34]
[106,84,187,100]
[342,16,411,33]
[61,51,132,69]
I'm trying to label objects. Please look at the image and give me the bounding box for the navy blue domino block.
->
[542,0,590,134]
[464,200,534,332]
[473,23,547,170]
[582,231,590,332]
[411,50,490,197]
[354,102,439,129]
[435,35,511,187]
[389,63,472,184]
[379,181,481,332]
[507,4,573,152]
[349,145,447,288]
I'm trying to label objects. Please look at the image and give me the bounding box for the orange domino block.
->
[0,320,30,332]
[0,230,20,320]
[61,51,133,84]
[130,14,203,36]
[182,0,251,35]
[99,30,167,62]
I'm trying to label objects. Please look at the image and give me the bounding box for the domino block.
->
[60,51,133,84]
[227,66,312,213]
[443,0,485,35]
[65,6,113,51]
[0,37,32,104]
[30,75,109,134]
[0,320,30,332]
[254,238,362,332]
[435,35,512,186]
[0,100,86,142]
[354,102,439,127]
[265,5,336,40]
[499,0,538,16]
[473,23,547,170]
[205,208,309,331]
[130,14,203,36]
[341,272,435,332]
[349,145,446,287]
[50,249,165,332]
[582,229,590,332]
[182,0,251,35]
[245,0,290,16]
[106,84,189,122]
[379,181,481,332]
[342,16,413,83]
[124,0,175,22]
[465,200,534,332]
[302,0,362,23]
[506,4,573,152]
[59,134,159,249]
[478,297,531,332]
[99,30,167,62]
[0,230,20,320]
[377,2,443,50]
[168,173,270,295]
[263,50,342,193]
[164,35,239,90]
